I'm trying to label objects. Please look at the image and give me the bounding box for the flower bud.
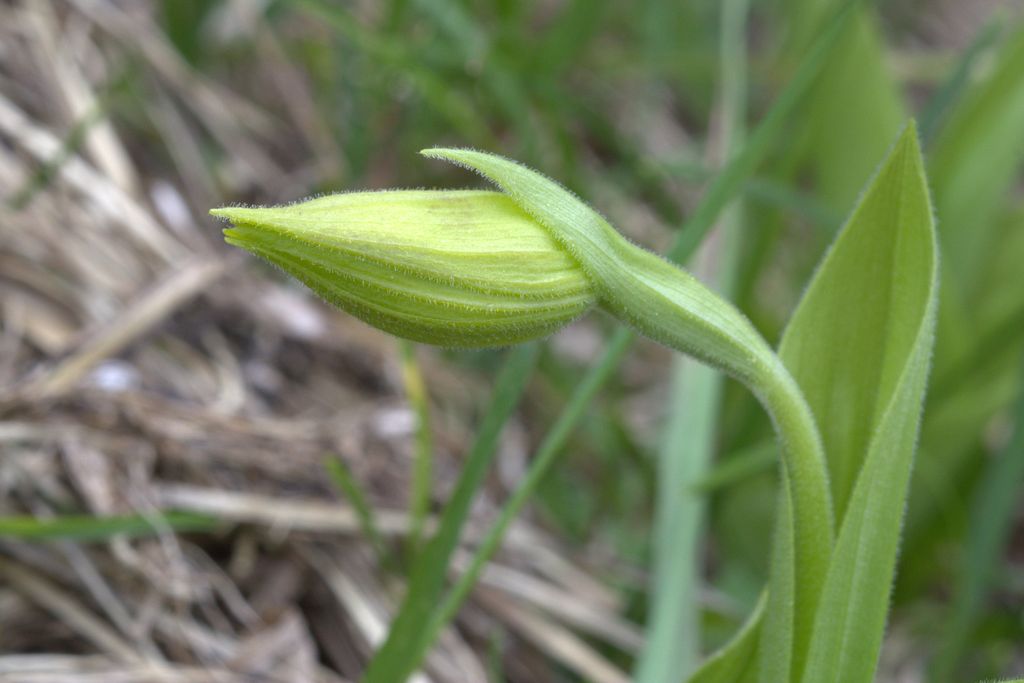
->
[212,190,595,347]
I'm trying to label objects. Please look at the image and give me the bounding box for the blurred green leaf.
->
[159,0,216,64]
[932,354,1024,680]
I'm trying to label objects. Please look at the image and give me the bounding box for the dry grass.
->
[0,2,641,680]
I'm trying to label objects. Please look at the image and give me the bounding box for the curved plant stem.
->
[428,144,835,683]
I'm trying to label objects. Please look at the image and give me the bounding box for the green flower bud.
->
[211,190,595,347]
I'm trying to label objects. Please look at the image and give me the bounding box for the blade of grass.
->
[930,23,1024,290]
[0,511,217,541]
[409,0,487,63]
[636,0,749,679]
[7,67,131,210]
[400,0,538,156]
[412,331,632,663]
[324,455,391,569]
[527,0,611,78]
[690,441,776,494]
[667,0,860,263]
[931,353,1024,681]
[400,340,434,552]
[904,23,1024,583]
[652,160,843,232]
[918,14,1002,144]
[363,343,540,683]
[284,0,492,144]
[782,1,905,211]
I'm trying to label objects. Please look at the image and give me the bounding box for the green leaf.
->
[780,123,937,522]
[781,123,938,683]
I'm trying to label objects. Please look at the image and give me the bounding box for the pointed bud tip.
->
[209,206,275,230]
[210,208,263,247]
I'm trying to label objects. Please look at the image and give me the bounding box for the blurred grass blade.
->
[7,68,130,210]
[905,23,1024,571]
[400,340,434,551]
[641,359,723,680]
[918,16,1002,143]
[929,24,1024,290]
[413,330,632,669]
[637,0,749,679]
[0,512,217,541]
[666,0,859,263]
[791,124,938,683]
[931,353,1024,681]
[781,1,905,211]
[690,442,775,493]
[285,0,491,143]
[363,343,540,683]
[409,0,487,62]
[325,456,390,568]
[529,0,610,77]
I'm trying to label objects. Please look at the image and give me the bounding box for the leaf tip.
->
[420,147,469,162]
[895,119,923,159]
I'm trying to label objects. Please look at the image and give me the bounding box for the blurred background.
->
[1,0,1023,681]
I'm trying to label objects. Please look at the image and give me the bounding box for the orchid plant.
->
[213,123,938,683]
